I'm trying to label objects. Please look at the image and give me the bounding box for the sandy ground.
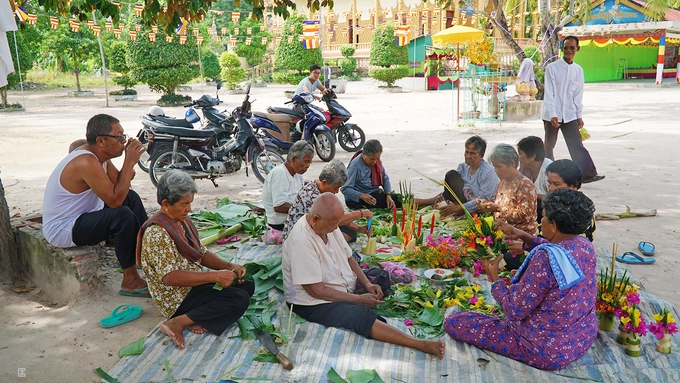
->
[1,79,679,382]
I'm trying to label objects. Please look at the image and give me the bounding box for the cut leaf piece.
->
[118,337,145,357]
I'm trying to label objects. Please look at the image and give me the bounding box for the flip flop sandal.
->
[119,287,151,298]
[616,251,655,265]
[100,304,143,328]
[638,241,655,256]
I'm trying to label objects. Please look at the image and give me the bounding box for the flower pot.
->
[625,333,641,357]
[617,329,632,345]
[598,314,615,332]
[656,333,672,354]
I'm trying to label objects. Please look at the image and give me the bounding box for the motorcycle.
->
[252,93,335,162]
[267,86,365,152]
[146,84,285,187]
[136,83,235,173]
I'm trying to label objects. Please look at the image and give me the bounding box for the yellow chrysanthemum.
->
[473,297,485,308]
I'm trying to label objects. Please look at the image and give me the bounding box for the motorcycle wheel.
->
[313,130,335,162]
[137,133,150,173]
[337,125,365,152]
[251,149,285,183]
[149,147,192,187]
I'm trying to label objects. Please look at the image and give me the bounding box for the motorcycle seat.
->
[267,106,304,119]
[154,126,215,138]
[253,111,292,124]
[151,115,194,128]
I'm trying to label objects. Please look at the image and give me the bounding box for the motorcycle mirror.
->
[331,85,337,89]
[216,81,222,91]
[246,83,251,94]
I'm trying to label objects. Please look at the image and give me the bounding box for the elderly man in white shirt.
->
[541,35,604,184]
[283,193,445,359]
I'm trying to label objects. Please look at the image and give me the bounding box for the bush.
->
[108,40,136,90]
[261,72,273,83]
[219,52,246,89]
[157,93,192,106]
[340,45,356,58]
[368,67,409,87]
[232,19,272,67]
[2,28,38,107]
[202,50,221,82]
[272,71,306,85]
[109,89,137,96]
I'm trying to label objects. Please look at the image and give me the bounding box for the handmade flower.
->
[404,319,413,326]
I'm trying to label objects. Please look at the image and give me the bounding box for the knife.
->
[253,329,293,370]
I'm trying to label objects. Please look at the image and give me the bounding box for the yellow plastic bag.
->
[579,127,591,141]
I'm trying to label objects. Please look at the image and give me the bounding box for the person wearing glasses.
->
[295,64,330,100]
[43,114,151,298]
[541,36,604,184]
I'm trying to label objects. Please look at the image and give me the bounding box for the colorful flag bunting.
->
[275,36,281,45]
[394,24,410,46]
[27,13,37,24]
[105,21,112,31]
[129,30,137,40]
[246,27,252,34]
[119,22,125,29]
[246,37,251,45]
[92,25,101,36]
[176,19,187,35]
[221,27,227,35]
[87,20,94,29]
[287,35,294,43]
[135,4,144,16]
[179,35,187,44]
[135,24,141,31]
[113,28,122,38]
[232,12,240,22]
[197,35,204,45]
[14,5,28,22]
[234,27,239,34]
[166,35,173,42]
[70,21,80,33]
[152,25,158,33]
[193,27,199,36]
[148,32,156,41]
[50,16,59,29]
[261,36,267,44]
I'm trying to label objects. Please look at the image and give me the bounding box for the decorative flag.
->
[70,21,80,33]
[135,4,144,16]
[27,13,37,24]
[261,36,267,44]
[234,27,239,34]
[119,23,125,29]
[179,35,187,44]
[87,20,94,29]
[421,11,429,21]
[113,28,122,38]
[105,21,112,31]
[287,35,294,43]
[275,36,281,45]
[148,32,156,42]
[166,35,173,42]
[14,5,28,23]
[92,25,101,36]
[221,27,227,35]
[246,27,252,34]
[193,27,199,36]
[232,12,240,22]
[215,35,221,41]
[135,24,141,31]
[395,25,410,46]
[229,37,237,47]
[213,10,223,15]
[197,35,204,45]
[152,25,158,33]
[245,37,251,45]
[290,24,295,32]
[50,16,59,29]
[176,18,187,35]
[112,1,120,8]
[327,31,333,41]
[129,30,137,40]
[301,20,320,49]
[207,27,213,35]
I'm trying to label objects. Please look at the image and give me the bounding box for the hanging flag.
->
[290,24,295,32]
[229,36,237,47]
[193,27,199,36]
[207,27,213,35]
[148,32,156,41]
[245,37,251,45]
[135,4,144,17]
[92,25,101,36]
[261,36,267,45]
[113,28,122,38]
[87,20,94,29]
[197,35,204,45]
[119,22,125,29]
[50,16,59,29]
[246,27,252,34]
[327,31,333,41]
[215,35,221,41]
[421,11,429,21]
[221,27,227,35]
[152,25,158,33]
[301,35,318,49]
[135,24,142,31]
[176,18,187,35]
[111,1,120,8]
[287,35,294,43]
[212,10,223,15]
[129,30,137,40]
[14,5,28,22]
[179,35,187,44]
[394,24,410,46]
[166,35,173,42]
[234,27,239,34]
[70,21,80,33]
[275,36,281,45]
[232,12,240,22]
[27,13,37,24]
[105,21,112,31]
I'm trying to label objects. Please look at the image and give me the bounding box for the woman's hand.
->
[440,203,463,217]
[365,283,384,300]
[356,225,373,236]
[508,240,524,255]
[360,193,376,206]
[358,293,384,308]
[214,270,237,287]
[480,254,504,282]
[385,194,395,209]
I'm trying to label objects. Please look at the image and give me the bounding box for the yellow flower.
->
[424,301,434,308]
[472,284,482,293]
[653,313,665,322]
[668,313,675,324]
[473,296,485,308]
[444,298,461,307]
[435,289,442,299]
[620,317,631,325]
[483,216,494,228]
[494,230,504,240]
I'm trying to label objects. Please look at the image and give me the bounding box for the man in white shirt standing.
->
[541,36,604,184]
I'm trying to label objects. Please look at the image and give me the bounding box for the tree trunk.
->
[489,0,527,61]
[1,86,7,107]
[72,48,82,92]
[538,0,561,100]
[0,177,23,281]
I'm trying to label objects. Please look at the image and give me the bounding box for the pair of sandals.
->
[616,241,655,265]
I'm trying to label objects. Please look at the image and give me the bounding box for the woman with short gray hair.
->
[138,169,254,350]
[282,160,373,243]
[341,139,400,210]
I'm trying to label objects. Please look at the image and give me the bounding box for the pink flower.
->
[361,263,369,269]
[473,260,483,278]
[404,319,413,326]
[485,236,493,245]
[469,296,479,305]
[613,308,625,318]
[626,293,640,305]
[649,323,666,340]
[667,322,679,335]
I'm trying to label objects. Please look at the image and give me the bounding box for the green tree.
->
[219,52,246,89]
[368,23,408,87]
[273,13,322,83]
[2,27,38,108]
[108,40,136,91]
[127,28,200,96]
[202,49,222,82]
[339,45,357,77]
[42,24,98,91]
[232,19,273,67]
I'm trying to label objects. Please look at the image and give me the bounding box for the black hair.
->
[465,135,487,156]
[310,64,321,72]
[543,189,594,235]
[546,159,582,189]
[517,136,546,162]
[363,139,383,156]
[562,35,579,47]
[86,114,120,145]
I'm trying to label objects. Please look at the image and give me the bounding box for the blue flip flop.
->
[100,305,143,328]
[616,251,655,265]
[638,241,655,256]
[119,287,151,298]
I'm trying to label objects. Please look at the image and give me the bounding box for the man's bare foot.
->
[160,319,187,349]
[189,324,207,334]
[420,339,446,360]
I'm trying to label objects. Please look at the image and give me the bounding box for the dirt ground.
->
[1,79,679,382]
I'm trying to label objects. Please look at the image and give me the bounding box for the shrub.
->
[340,45,356,58]
[157,93,192,106]
[2,28,38,107]
[369,23,408,87]
[109,89,137,95]
[368,67,409,87]
[108,40,136,90]
[202,50,221,82]
[273,13,322,73]
[272,71,307,85]
[339,45,357,77]
[219,52,246,89]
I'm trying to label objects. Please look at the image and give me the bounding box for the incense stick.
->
[409,167,444,185]
[611,242,617,280]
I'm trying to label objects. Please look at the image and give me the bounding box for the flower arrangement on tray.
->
[596,266,634,331]
[459,212,508,262]
[649,308,678,354]
[616,304,648,357]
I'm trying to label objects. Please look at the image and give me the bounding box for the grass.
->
[26,70,107,89]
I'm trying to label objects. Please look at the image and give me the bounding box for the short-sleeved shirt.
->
[493,175,538,234]
[262,163,305,225]
[282,180,320,241]
[457,159,499,213]
[283,217,356,306]
[140,225,204,318]
[295,77,322,95]
[534,158,553,196]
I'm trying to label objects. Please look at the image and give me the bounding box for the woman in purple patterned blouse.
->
[445,189,597,370]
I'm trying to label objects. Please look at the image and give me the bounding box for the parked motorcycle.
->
[252,93,335,162]
[267,86,365,152]
[146,84,285,186]
[136,83,235,173]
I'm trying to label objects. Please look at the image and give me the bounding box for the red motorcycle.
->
[267,87,365,152]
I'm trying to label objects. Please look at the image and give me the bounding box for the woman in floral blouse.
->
[137,170,254,349]
[445,189,597,370]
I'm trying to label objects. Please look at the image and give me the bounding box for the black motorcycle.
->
[146,84,285,186]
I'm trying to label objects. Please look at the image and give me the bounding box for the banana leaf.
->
[118,337,145,357]
[418,305,444,327]
[327,368,348,383]
[346,369,385,383]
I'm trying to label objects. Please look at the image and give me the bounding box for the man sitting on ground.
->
[42,114,149,297]
[262,141,314,241]
[283,193,445,359]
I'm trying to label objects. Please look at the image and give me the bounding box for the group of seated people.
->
[42,114,598,368]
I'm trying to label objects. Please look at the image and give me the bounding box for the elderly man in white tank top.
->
[42,114,149,297]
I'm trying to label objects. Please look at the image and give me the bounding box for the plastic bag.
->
[379,262,417,284]
[262,225,283,245]
[579,127,591,141]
